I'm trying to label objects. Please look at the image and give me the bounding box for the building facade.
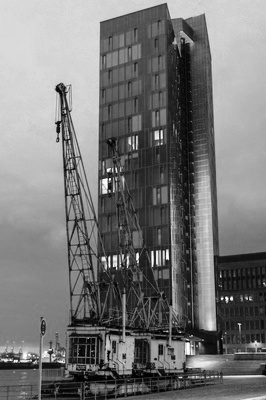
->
[98,4,219,351]
[218,252,266,354]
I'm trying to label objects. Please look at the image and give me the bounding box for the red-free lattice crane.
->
[55,83,120,325]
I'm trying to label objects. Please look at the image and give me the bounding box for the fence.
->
[0,370,223,399]
[0,384,37,400]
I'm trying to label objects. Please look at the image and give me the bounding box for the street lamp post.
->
[224,332,227,354]
[238,323,242,351]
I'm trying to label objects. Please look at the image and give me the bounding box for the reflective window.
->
[154,129,164,145]
[128,46,132,61]
[133,28,138,42]
[153,186,168,205]
[100,178,108,194]
[127,134,138,151]
[102,55,106,69]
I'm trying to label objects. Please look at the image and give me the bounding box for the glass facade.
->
[173,15,219,331]
[98,5,219,339]
[218,253,266,354]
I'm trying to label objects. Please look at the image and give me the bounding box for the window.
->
[127,134,138,151]
[119,33,124,48]
[157,228,161,245]
[132,115,142,132]
[134,62,138,77]
[128,81,132,97]
[100,178,108,195]
[135,340,149,365]
[106,215,111,231]
[155,110,160,125]
[101,123,106,138]
[153,186,168,205]
[132,44,141,60]
[112,51,118,67]
[158,55,162,69]
[112,341,117,354]
[128,46,132,61]
[112,255,118,269]
[133,28,138,42]
[101,89,106,103]
[156,147,160,163]
[152,109,166,127]
[154,74,159,90]
[68,337,98,365]
[154,129,164,145]
[119,48,125,64]
[108,36,113,50]
[161,186,167,203]
[134,97,138,113]
[158,344,163,356]
[108,104,112,119]
[159,91,163,106]
[108,69,112,84]
[119,84,125,99]
[160,166,164,184]
[154,187,161,204]
[160,206,167,224]
[152,249,169,267]
[102,55,106,69]
[100,197,105,213]
[127,117,132,133]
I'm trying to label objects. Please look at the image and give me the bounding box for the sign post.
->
[38,317,46,400]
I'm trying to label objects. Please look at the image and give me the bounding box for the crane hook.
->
[55,121,61,143]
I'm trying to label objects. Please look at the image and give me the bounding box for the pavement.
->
[128,376,266,400]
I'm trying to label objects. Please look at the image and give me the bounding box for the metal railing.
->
[0,370,223,399]
[0,384,37,400]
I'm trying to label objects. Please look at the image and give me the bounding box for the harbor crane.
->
[55,83,186,379]
[106,137,175,333]
[55,82,119,326]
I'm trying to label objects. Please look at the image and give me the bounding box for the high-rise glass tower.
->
[98,4,219,351]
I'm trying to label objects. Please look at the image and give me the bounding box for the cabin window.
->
[112,341,117,354]
[68,337,98,365]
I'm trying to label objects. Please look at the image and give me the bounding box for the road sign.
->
[40,318,46,336]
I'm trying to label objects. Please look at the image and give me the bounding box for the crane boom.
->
[107,137,178,331]
[55,83,104,324]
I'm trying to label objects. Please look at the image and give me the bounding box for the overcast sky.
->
[0,0,265,353]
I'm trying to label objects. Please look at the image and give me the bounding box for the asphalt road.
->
[130,376,266,400]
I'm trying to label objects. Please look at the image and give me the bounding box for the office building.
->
[218,252,266,354]
[98,4,219,352]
